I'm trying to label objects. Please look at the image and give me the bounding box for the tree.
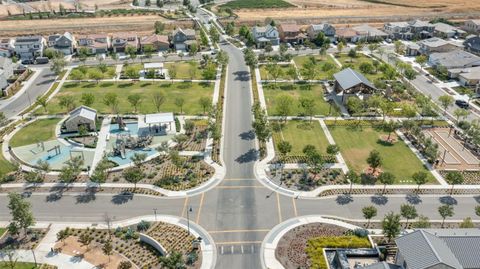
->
[348,48,357,61]
[199,97,211,114]
[400,204,418,228]
[359,62,374,74]
[382,212,401,242]
[394,40,404,54]
[453,108,469,123]
[89,69,103,83]
[102,238,113,261]
[56,229,69,246]
[286,66,297,84]
[79,232,93,251]
[243,48,258,67]
[50,56,66,75]
[445,171,464,195]
[7,192,35,236]
[476,205,480,217]
[127,94,142,113]
[70,69,85,81]
[438,95,454,115]
[438,204,454,228]
[266,63,283,86]
[123,167,143,191]
[36,159,50,180]
[189,43,198,57]
[336,42,344,54]
[131,152,147,167]
[378,172,395,194]
[152,92,166,112]
[383,121,398,141]
[404,67,417,80]
[366,150,382,174]
[200,29,209,47]
[326,144,339,156]
[175,97,185,114]
[36,96,48,112]
[277,140,292,161]
[362,206,377,228]
[118,261,133,269]
[202,62,217,80]
[168,64,177,84]
[347,170,360,194]
[103,93,119,114]
[225,22,235,36]
[412,171,428,191]
[183,120,195,135]
[412,215,431,228]
[90,156,111,188]
[252,104,272,155]
[159,251,185,269]
[58,95,76,113]
[209,26,220,44]
[302,145,324,180]
[81,93,95,107]
[217,50,229,66]
[459,217,475,228]
[415,55,427,69]
[125,46,137,61]
[276,95,293,122]
[0,246,18,269]
[299,97,315,121]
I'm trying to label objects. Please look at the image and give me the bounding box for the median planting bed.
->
[38,81,214,115]
[263,83,337,116]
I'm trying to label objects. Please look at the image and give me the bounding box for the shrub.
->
[137,220,151,232]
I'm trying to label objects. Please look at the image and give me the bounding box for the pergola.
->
[144,112,175,134]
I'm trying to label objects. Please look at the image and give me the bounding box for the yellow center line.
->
[292,197,298,217]
[181,196,189,218]
[208,229,270,234]
[215,241,262,245]
[195,192,205,224]
[276,192,282,223]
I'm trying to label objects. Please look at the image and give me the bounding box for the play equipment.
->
[117,116,128,131]
[46,145,61,159]
[111,133,153,159]
[69,150,85,161]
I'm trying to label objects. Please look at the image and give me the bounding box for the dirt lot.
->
[227,0,480,26]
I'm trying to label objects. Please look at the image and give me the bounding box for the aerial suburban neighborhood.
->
[0,0,480,269]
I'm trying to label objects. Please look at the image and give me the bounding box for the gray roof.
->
[395,230,464,269]
[352,24,388,37]
[430,49,480,69]
[465,36,480,50]
[69,105,97,121]
[362,262,401,269]
[433,23,465,34]
[419,37,451,48]
[333,68,375,90]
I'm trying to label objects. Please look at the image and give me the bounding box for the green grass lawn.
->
[0,153,15,177]
[69,66,116,80]
[220,0,294,9]
[293,55,340,80]
[0,227,6,237]
[259,64,295,81]
[39,81,214,115]
[0,262,42,269]
[164,61,206,80]
[336,54,383,81]
[263,83,338,116]
[273,120,330,155]
[10,118,60,148]
[327,124,435,184]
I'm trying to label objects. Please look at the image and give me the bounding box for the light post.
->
[186,206,192,235]
[25,90,32,106]
[31,249,37,267]
[153,208,157,221]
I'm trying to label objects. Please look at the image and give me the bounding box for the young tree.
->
[209,26,220,44]
[123,167,143,191]
[81,92,95,107]
[168,64,177,84]
[302,145,324,180]
[130,152,147,167]
[382,212,401,242]
[152,92,166,112]
[366,150,382,174]
[243,48,258,68]
[286,65,298,84]
[438,204,454,228]
[7,192,35,236]
[276,95,293,122]
[127,94,142,113]
[159,251,185,269]
[102,238,113,261]
[362,205,377,228]
[199,97,211,114]
[277,140,292,161]
[299,97,315,121]
[79,232,93,251]
[266,63,283,86]
[56,229,69,246]
[50,56,67,75]
[58,95,76,113]
[36,159,50,180]
[252,105,272,155]
[415,55,428,69]
[103,92,119,114]
[400,204,418,228]
[90,156,111,188]
[175,97,185,114]
[412,171,428,191]
[347,170,360,194]
[438,95,454,115]
[118,261,133,269]
[36,96,48,112]
[183,120,195,135]
[476,205,480,217]
[445,171,464,195]
[326,144,339,157]
[378,172,395,195]
[336,42,344,55]
[453,108,469,123]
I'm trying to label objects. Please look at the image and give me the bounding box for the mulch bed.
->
[267,168,347,191]
[0,228,48,250]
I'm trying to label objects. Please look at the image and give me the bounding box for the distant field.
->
[220,0,294,9]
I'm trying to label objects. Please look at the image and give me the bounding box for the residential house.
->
[449,66,480,86]
[171,28,196,51]
[65,106,97,133]
[384,20,434,40]
[418,37,460,55]
[0,56,15,93]
[47,32,76,55]
[111,32,139,53]
[306,23,336,41]
[393,229,480,269]
[351,24,388,42]
[252,24,280,48]
[464,35,480,55]
[14,36,46,60]
[336,28,358,43]
[464,19,480,34]
[405,43,420,56]
[77,34,110,55]
[140,34,170,51]
[333,68,377,103]
[407,20,435,39]
[0,38,15,58]
[429,49,480,69]
[433,22,466,38]
[278,23,306,44]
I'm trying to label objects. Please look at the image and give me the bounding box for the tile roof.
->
[141,34,169,45]
[280,24,300,32]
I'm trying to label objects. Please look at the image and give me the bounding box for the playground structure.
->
[47,145,61,159]
[111,133,153,159]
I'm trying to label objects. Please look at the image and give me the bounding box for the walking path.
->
[318,119,348,173]
[89,117,111,175]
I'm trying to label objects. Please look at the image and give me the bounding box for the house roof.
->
[467,19,480,26]
[409,19,433,28]
[310,23,332,31]
[145,112,174,124]
[433,23,465,34]
[465,36,480,50]
[430,49,480,68]
[334,68,375,90]
[361,261,401,269]
[15,36,43,44]
[419,37,451,48]
[385,21,410,28]
[141,34,169,45]
[280,24,300,32]
[113,32,137,39]
[352,24,388,37]
[395,230,463,269]
[144,62,163,69]
[174,28,195,37]
[69,106,97,121]
[336,28,358,38]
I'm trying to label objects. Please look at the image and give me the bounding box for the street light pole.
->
[153,208,157,221]
[187,206,192,235]
[31,249,37,267]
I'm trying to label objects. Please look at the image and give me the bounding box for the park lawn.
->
[263,83,338,116]
[164,61,205,80]
[69,66,116,80]
[41,81,214,115]
[326,124,435,184]
[10,118,60,148]
[0,262,41,269]
[293,54,340,80]
[259,64,295,81]
[273,120,330,155]
[220,0,294,9]
[0,153,15,177]
[336,54,383,81]
[0,227,6,237]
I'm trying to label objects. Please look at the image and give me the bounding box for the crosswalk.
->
[218,244,258,255]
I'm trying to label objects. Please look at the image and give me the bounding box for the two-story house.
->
[171,28,196,51]
[0,38,15,58]
[278,23,306,44]
[47,32,76,55]
[383,20,434,40]
[306,23,336,41]
[418,37,460,55]
[77,34,111,55]
[408,20,435,39]
[14,36,46,60]
[140,34,170,51]
[111,32,139,53]
[464,19,480,34]
[433,23,466,38]
[0,56,16,94]
[464,35,480,55]
[252,24,280,48]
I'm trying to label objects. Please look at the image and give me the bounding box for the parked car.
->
[455,99,469,109]
[21,59,33,65]
[35,57,49,64]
